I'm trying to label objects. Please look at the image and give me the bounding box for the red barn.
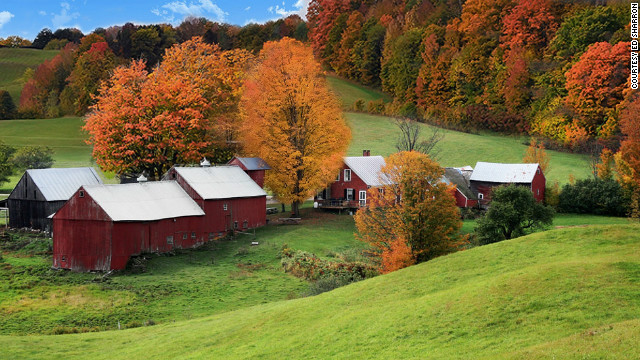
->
[52,181,205,271]
[227,157,271,188]
[442,167,478,208]
[469,162,546,206]
[315,154,388,209]
[164,166,267,233]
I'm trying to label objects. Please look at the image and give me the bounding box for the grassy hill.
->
[0,48,59,103]
[326,75,392,109]
[1,224,639,359]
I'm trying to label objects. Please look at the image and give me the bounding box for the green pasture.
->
[326,75,392,109]
[346,112,591,184]
[1,224,639,359]
[0,48,59,103]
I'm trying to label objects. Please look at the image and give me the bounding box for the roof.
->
[469,162,541,184]
[443,168,476,200]
[173,166,267,200]
[24,167,103,201]
[344,156,390,186]
[83,181,204,222]
[230,157,271,170]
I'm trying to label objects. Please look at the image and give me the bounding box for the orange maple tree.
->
[522,138,550,174]
[85,38,251,179]
[240,38,350,217]
[354,151,465,274]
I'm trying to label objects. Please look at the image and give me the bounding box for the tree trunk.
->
[281,203,285,213]
[292,201,301,217]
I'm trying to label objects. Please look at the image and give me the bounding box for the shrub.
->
[0,90,16,120]
[367,99,386,114]
[303,275,354,297]
[10,145,55,171]
[353,98,365,112]
[558,178,629,216]
[281,249,377,282]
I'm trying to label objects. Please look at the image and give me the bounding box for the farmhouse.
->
[227,157,271,188]
[8,167,103,231]
[164,165,267,234]
[469,162,545,206]
[52,181,205,271]
[315,152,389,209]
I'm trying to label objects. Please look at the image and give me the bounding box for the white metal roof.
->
[231,157,271,170]
[83,181,205,221]
[470,162,540,183]
[344,156,390,186]
[173,166,267,200]
[26,167,103,201]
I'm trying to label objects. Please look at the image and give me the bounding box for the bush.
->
[10,145,55,171]
[353,98,365,112]
[303,274,354,297]
[367,99,386,114]
[0,90,16,120]
[281,248,377,282]
[558,178,629,216]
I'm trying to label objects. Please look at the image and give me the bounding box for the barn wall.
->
[203,197,266,234]
[531,169,546,202]
[7,173,62,230]
[330,164,369,202]
[246,170,265,188]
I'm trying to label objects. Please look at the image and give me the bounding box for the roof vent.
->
[137,174,148,183]
[363,150,370,156]
[200,157,211,167]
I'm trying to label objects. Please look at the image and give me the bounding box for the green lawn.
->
[0,48,59,103]
[326,75,392,109]
[346,112,591,184]
[0,208,360,335]
[1,224,639,359]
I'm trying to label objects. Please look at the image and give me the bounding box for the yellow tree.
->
[241,38,350,217]
[523,138,550,174]
[354,151,465,274]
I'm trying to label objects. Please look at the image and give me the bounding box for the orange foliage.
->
[240,38,350,216]
[615,95,640,214]
[354,151,465,273]
[501,0,558,54]
[522,138,549,174]
[563,120,590,149]
[596,148,615,180]
[85,38,251,179]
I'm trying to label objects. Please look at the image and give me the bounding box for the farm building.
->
[164,165,268,233]
[469,162,545,206]
[8,167,103,231]
[227,157,271,188]
[315,152,389,209]
[442,167,478,208]
[52,181,205,271]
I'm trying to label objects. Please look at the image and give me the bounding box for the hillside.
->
[0,48,59,103]
[1,224,639,359]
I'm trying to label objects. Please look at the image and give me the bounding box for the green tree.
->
[558,178,628,217]
[10,146,54,171]
[0,141,16,186]
[0,90,17,120]
[475,184,554,244]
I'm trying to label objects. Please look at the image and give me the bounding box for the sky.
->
[0,0,311,40]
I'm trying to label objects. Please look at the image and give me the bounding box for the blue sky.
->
[0,0,310,40]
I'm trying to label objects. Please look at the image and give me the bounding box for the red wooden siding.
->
[330,164,369,203]
[227,158,266,188]
[531,168,546,202]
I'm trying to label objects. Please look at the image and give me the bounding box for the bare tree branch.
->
[395,118,444,159]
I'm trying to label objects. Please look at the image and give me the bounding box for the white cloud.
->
[38,10,47,16]
[155,0,227,23]
[51,2,80,29]
[244,6,251,11]
[0,11,14,30]
[268,0,310,19]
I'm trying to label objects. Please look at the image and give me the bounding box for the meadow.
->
[0,48,59,103]
[1,224,639,359]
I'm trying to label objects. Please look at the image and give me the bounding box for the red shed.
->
[164,166,267,234]
[52,181,205,271]
[227,157,271,188]
[469,162,546,206]
[442,167,478,208]
[315,154,389,209]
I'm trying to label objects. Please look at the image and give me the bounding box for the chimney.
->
[137,174,148,183]
[200,157,211,167]
[363,150,370,156]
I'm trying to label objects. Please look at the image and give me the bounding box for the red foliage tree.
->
[307,0,352,56]
[501,0,559,55]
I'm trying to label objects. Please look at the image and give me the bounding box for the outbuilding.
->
[52,181,205,271]
[8,167,103,231]
[164,165,267,234]
[469,162,545,206]
[227,157,271,188]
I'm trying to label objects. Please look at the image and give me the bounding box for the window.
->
[537,168,541,174]
[378,188,384,195]
[344,169,351,182]
[191,232,196,239]
[223,203,228,211]
[359,190,367,207]
[61,255,66,262]
[478,193,484,200]
[345,188,354,200]
[243,220,248,229]
[182,233,188,240]
[537,189,540,196]
[234,221,238,229]
[33,190,36,199]
[336,172,340,181]
[79,190,84,198]
[166,235,174,245]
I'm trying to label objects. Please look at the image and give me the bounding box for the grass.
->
[0,208,360,335]
[1,224,639,359]
[346,112,591,184]
[326,75,392,109]
[0,48,59,103]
